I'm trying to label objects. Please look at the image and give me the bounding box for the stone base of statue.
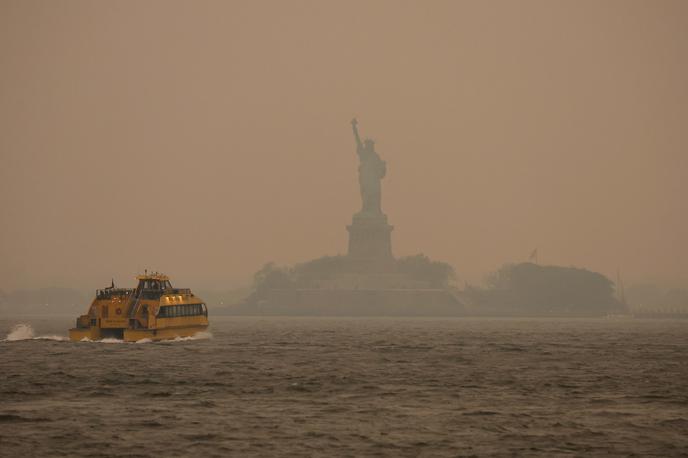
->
[346,212,394,272]
[222,211,464,316]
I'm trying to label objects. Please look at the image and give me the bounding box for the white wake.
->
[3,323,67,342]
[3,324,212,344]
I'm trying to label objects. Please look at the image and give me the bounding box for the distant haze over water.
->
[1,1,686,291]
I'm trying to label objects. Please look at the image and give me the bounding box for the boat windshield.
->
[135,279,172,299]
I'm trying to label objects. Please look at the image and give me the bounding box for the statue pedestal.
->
[346,213,394,271]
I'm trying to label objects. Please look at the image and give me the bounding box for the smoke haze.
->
[1,0,687,291]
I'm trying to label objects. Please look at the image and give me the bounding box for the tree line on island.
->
[252,254,456,292]
[464,262,624,316]
[242,256,633,316]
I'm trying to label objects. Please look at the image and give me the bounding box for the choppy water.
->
[1,316,687,457]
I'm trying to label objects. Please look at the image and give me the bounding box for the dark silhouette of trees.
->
[253,263,293,293]
[250,254,456,295]
[293,255,350,282]
[395,254,455,288]
[476,262,623,315]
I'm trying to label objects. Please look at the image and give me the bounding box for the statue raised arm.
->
[351,118,363,151]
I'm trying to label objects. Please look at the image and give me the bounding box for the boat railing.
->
[165,288,192,295]
[96,288,134,300]
[136,288,193,300]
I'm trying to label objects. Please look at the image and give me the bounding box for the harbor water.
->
[1,316,687,457]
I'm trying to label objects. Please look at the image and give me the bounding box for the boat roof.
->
[136,272,169,281]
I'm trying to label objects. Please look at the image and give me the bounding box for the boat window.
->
[156,303,206,318]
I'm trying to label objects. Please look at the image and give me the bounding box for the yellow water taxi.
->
[69,272,209,342]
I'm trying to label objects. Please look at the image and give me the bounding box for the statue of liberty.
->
[351,118,386,216]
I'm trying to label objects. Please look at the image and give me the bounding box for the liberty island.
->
[231,119,461,315]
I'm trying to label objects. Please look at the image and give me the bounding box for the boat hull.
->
[68,327,103,342]
[69,325,209,342]
[124,325,208,342]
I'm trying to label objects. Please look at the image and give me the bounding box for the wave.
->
[99,338,125,344]
[78,337,127,344]
[3,324,212,344]
[172,331,213,342]
[3,324,67,342]
[81,331,212,344]
[155,332,214,343]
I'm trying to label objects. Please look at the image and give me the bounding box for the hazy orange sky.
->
[1,0,686,291]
